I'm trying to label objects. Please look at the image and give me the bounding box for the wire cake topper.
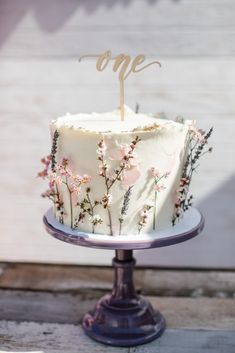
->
[79,50,161,121]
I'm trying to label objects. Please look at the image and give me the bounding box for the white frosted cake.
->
[38,106,212,236]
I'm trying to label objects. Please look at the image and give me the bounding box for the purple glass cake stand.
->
[43,208,204,347]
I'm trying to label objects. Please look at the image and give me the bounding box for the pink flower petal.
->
[121,167,141,189]
[109,144,129,161]
[108,148,123,161]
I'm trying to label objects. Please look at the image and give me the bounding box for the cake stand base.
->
[43,207,204,347]
[82,250,165,347]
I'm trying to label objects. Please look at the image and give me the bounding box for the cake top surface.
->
[51,105,185,133]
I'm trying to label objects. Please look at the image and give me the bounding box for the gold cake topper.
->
[79,50,161,121]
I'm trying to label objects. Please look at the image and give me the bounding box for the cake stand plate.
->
[44,207,204,250]
[43,208,204,347]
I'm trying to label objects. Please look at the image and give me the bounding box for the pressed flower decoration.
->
[138,203,153,234]
[172,124,213,225]
[38,131,91,228]
[38,123,212,236]
[39,131,143,235]
[149,168,170,231]
[97,136,141,235]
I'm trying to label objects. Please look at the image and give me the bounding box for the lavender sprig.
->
[119,186,133,235]
[172,126,213,225]
[51,130,59,172]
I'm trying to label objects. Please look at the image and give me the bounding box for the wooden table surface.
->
[0,263,235,352]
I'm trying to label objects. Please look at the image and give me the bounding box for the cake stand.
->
[43,207,204,347]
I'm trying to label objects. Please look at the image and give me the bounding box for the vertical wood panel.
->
[0,0,234,267]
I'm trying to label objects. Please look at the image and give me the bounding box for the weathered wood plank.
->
[0,264,235,298]
[129,329,235,353]
[0,59,235,116]
[1,59,235,89]
[1,0,235,29]
[1,78,235,116]
[0,321,126,353]
[0,321,234,353]
[0,289,235,329]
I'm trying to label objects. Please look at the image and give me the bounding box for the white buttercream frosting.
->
[50,106,191,236]
[52,105,179,134]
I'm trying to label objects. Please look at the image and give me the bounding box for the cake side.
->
[38,107,212,236]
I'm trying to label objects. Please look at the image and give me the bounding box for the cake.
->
[38,105,212,236]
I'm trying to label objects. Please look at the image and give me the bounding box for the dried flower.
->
[102,194,112,208]
[119,186,133,235]
[82,174,91,184]
[37,155,51,179]
[121,166,141,190]
[97,136,141,236]
[74,212,86,228]
[138,204,153,233]
[154,184,166,192]
[51,130,59,172]
[62,158,69,167]
[189,123,207,143]
[91,215,103,226]
[149,167,160,178]
[97,139,107,156]
[148,168,170,230]
[70,183,81,195]
[172,126,213,225]
[38,154,91,228]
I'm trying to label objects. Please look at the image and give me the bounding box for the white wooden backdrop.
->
[0,0,235,268]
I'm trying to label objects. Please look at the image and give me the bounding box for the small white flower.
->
[91,214,103,225]
[144,201,154,209]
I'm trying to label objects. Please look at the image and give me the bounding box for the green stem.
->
[103,161,113,236]
[65,176,73,228]
[107,208,113,236]
[108,164,125,190]
[86,192,95,233]
[119,218,123,236]
[55,183,63,224]
[153,191,157,230]
[69,189,73,228]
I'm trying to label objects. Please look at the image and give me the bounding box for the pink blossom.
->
[62,158,69,166]
[154,184,166,192]
[41,189,54,198]
[109,144,129,161]
[97,140,107,155]
[73,174,83,183]
[41,155,51,166]
[55,176,62,185]
[82,174,91,184]
[37,170,48,178]
[109,144,138,167]
[48,172,56,188]
[70,183,81,195]
[180,177,190,187]
[164,171,170,178]
[189,124,206,143]
[38,155,51,178]
[140,210,147,218]
[102,193,112,208]
[121,166,141,190]
[149,167,160,178]
[58,166,72,177]
[138,204,153,230]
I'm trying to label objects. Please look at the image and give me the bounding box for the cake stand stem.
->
[112,250,137,300]
[82,249,166,347]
